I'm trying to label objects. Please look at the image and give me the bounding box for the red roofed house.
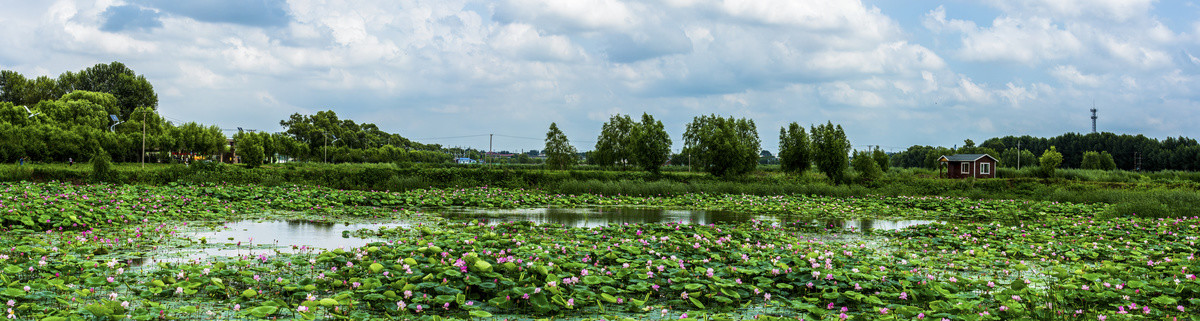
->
[938,154,998,179]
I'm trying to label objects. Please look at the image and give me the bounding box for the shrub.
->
[90,150,115,182]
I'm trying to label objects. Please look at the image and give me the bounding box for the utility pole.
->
[1016,140,1021,170]
[323,133,327,163]
[489,134,493,165]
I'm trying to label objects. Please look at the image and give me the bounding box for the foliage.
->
[778,122,811,174]
[999,148,1038,169]
[1038,146,1063,178]
[592,114,635,168]
[1,62,157,118]
[682,115,761,177]
[1080,151,1103,170]
[871,148,889,172]
[851,150,882,182]
[89,149,114,182]
[1080,149,1123,170]
[811,121,850,184]
[1,180,1196,320]
[982,132,1200,171]
[278,110,435,162]
[631,113,671,174]
[544,122,577,170]
[235,131,266,168]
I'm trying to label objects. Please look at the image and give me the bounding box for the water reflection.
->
[134,211,938,266]
[438,207,938,231]
[439,207,769,228]
[809,219,941,232]
[136,220,407,266]
[190,220,406,248]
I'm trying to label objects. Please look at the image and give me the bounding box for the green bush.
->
[1102,198,1171,218]
[90,150,115,183]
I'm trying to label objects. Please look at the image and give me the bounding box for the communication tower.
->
[1090,107,1097,133]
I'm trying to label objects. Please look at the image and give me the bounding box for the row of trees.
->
[275,110,446,164]
[549,114,862,181]
[979,132,1200,171]
[1,62,158,120]
[892,132,1198,172]
[589,114,672,173]
[0,91,225,163]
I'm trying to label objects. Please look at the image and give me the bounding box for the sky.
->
[2,0,1199,153]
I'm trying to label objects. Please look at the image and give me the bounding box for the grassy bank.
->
[2,162,1198,217]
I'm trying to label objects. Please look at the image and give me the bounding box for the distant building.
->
[455,158,477,164]
[938,154,998,179]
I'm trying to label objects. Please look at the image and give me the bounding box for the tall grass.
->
[2,162,1199,217]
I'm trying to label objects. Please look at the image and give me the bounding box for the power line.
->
[412,134,490,140]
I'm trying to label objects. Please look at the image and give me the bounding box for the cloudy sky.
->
[2,0,1199,153]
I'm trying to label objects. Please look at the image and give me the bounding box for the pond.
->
[134,208,938,266]
[438,207,939,231]
[135,220,407,266]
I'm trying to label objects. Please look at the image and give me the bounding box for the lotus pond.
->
[0,181,1197,320]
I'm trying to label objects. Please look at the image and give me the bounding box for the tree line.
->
[0,91,224,163]
[892,132,1199,171]
[545,114,865,181]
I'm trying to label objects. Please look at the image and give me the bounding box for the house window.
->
[980,163,991,175]
[960,163,969,174]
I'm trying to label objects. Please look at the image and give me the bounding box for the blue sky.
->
[1,0,1198,153]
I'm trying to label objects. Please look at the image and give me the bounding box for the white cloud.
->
[985,0,1154,22]
[2,0,1198,152]
[490,23,585,62]
[806,41,945,76]
[819,82,885,108]
[177,63,223,88]
[926,9,1083,64]
[496,0,636,31]
[1050,65,1103,87]
[953,76,992,104]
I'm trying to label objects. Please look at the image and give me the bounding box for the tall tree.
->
[1099,151,1117,170]
[811,121,850,184]
[778,122,811,174]
[1039,146,1063,177]
[872,147,890,172]
[593,114,635,168]
[234,130,265,168]
[544,122,577,170]
[1080,151,1103,170]
[56,62,158,118]
[632,113,671,174]
[852,149,882,182]
[682,115,760,177]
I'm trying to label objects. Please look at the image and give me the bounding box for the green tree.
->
[0,70,27,104]
[872,148,889,172]
[56,62,158,119]
[778,122,811,174]
[1000,148,1038,169]
[544,122,577,170]
[90,149,114,182]
[593,114,635,168]
[852,149,882,182]
[1039,146,1063,177]
[234,131,265,168]
[1080,151,1103,169]
[632,113,671,174]
[1100,151,1117,170]
[682,115,760,177]
[811,121,851,184]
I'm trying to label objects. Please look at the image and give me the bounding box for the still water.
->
[437,207,938,231]
[136,220,405,266]
[135,208,936,265]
